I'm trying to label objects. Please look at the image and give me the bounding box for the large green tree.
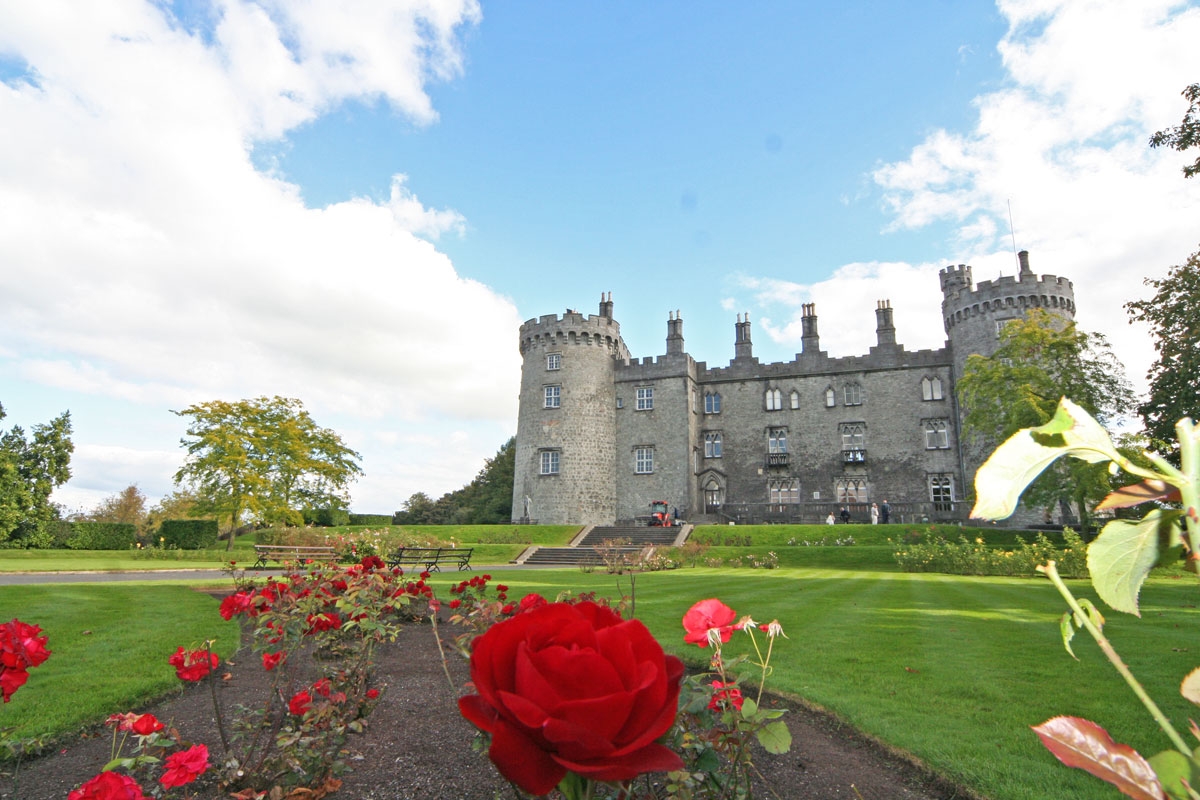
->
[957,310,1133,530]
[0,402,73,544]
[394,438,515,525]
[173,397,362,542]
[1150,82,1200,178]
[81,484,150,533]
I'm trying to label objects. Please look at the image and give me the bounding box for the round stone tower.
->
[511,293,631,525]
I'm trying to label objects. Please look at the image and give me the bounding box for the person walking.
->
[880,500,890,524]
[839,507,850,524]
[870,503,879,524]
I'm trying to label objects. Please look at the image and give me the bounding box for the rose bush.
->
[459,600,685,797]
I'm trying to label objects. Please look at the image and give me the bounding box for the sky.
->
[1,0,1198,516]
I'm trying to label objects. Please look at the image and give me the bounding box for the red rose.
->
[448,599,461,610]
[519,593,548,612]
[69,771,148,800]
[366,688,380,699]
[131,713,164,736]
[459,601,684,795]
[311,677,332,697]
[0,619,51,668]
[261,651,285,671]
[708,680,745,711]
[160,744,209,788]
[0,666,29,702]
[289,690,312,715]
[305,612,341,634]
[360,555,385,570]
[682,599,738,647]
[167,647,218,682]
[219,591,254,620]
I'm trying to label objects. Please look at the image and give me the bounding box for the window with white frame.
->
[704,392,721,414]
[636,387,654,411]
[921,376,943,401]
[769,478,800,504]
[539,450,560,475]
[634,447,654,474]
[924,419,950,449]
[928,473,955,510]
[836,478,868,504]
[544,385,561,408]
[825,387,837,408]
[704,432,723,458]
[790,390,800,409]
[768,427,787,454]
[765,388,782,411]
[843,383,863,406]
[546,353,561,371]
[840,423,865,449]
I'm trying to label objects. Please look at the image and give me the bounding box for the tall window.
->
[544,385,561,408]
[790,390,800,409]
[843,383,863,406]
[769,478,800,504]
[634,447,654,474]
[841,423,865,462]
[546,353,561,370]
[768,428,788,454]
[636,387,654,411]
[825,387,837,408]
[924,419,950,449]
[921,376,943,401]
[928,474,954,510]
[765,388,782,411]
[704,432,723,458]
[704,392,721,414]
[539,450,560,475]
[836,478,868,504]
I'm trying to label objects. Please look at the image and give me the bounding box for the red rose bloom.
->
[519,593,548,612]
[360,555,385,571]
[68,771,148,800]
[448,599,462,610]
[708,680,745,711]
[160,744,209,788]
[682,599,738,647]
[219,591,254,620]
[167,647,218,681]
[305,612,342,634]
[261,651,285,671]
[459,601,684,796]
[131,713,164,736]
[289,690,312,715]
[0,666,29,702]
[0,619,51,668]
[366,688,380,700]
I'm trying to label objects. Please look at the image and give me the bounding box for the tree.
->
[1125,248,1200,454]
[0,402,73,545]
[1150,82,1200,178]
[395,491,437,525]
[173,397,362,544]
[394,438,516,525]
[84,484,149,532]
[957,310,1134,530]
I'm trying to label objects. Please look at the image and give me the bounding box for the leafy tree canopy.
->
[1126,247,1200,455]
[173,397,362,540]
[1150,82,1200,179]
[78,484,150,532]
[395,437,515,525]
[957,310,1134,529]
[0,402,73,544]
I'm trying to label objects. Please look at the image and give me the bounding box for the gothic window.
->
[843,383,863,406]
[765,388,782,411]
[704,432,723,458]
[544,385,561,409]
[634,447,654,474]
[768,427,787,454]
[836,478,868,504]
[704,479,723,509]
[825,387,836,408]
[769,478,800,504]
[928,474,955,510]
[841,423,865,462]
[924,419,950,449]
[921,376,943,401]
[704,392,722,414]
[636,387,654,411]
[539,450,560,475]
[790,390,800,409]
[546,353,561,370]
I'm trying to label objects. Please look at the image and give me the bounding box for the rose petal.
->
[489,716,566,796]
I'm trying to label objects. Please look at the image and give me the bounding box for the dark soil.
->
[2,613,977,800]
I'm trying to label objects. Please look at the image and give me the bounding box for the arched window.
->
[824,387,836,408]
[921,376,943,401]
[704,392,721,414]
[704,432,722,458]
[789,390,800,409]
[765,388,782,411]
[924,419,949,449]
[843,383,863,406]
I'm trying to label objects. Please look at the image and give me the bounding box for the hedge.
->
[67,522,138,550]
[348,514,392,526]
[312,509,350,527]
[159,519,219,550]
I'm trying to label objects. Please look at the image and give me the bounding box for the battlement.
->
[519,310,629,359]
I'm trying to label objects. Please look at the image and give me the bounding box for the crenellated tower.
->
[511,293,631,525]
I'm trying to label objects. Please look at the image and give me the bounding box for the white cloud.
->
[0,0,517,510]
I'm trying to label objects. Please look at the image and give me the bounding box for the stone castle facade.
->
[512,251,1076,525]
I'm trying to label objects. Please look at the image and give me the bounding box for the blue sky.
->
[1,0,1198,515]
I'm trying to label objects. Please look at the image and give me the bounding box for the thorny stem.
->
[204,642,231,755]
[429,607,457,694]
[1039,560,1192,757]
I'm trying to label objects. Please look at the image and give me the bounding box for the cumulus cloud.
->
[0,0,518,508]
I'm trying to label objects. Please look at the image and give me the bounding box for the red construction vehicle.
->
[648,500,675,527]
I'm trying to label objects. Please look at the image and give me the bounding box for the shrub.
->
[893,529,1088,578]
[348,513,392,526]
[311,508,349,527]
[66,522,137,550]
[159,519,219,550]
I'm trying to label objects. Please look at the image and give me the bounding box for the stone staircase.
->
[518,524,690,567]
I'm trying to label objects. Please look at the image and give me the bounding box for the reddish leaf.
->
[1098,480,1181,511]
[1033,716,1165,800]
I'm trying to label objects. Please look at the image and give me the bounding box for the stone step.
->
[521,545,646,567]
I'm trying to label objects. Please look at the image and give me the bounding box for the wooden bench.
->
[251,544,338,569]
[386,547,473,573]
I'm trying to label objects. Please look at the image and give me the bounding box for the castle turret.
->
[512,297,631,525]
[666,310,684,355]
[734,313,754,362]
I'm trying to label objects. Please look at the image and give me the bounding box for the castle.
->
[511,251,1076,526]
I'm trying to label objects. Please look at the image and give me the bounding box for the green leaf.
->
[756,720,792,755]
[1088,510,1182,616]
[101,757,137,772]
[1058,611,1079,660]
[1032,716,1164,800]
[1148,749,1196,800]
[740,697,758,718]
[972,399,1118,520]
[1180,667,1200,706]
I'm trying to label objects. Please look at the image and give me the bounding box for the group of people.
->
[825,500,890,525]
